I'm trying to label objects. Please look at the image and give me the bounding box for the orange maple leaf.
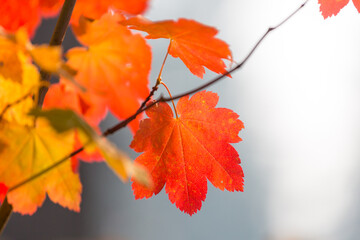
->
[123,17,233,78]
[0,0,149,36]
[130,91,244,215]
[44,81,107,127]
[71,0,149,26]
[319,0,360,18]
[67,13,151,132]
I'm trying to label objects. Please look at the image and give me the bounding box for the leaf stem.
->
[156,40,172,84]
[160,81,178,118]
[2,0,308,220]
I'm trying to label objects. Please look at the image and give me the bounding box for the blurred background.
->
[3,0,360,239]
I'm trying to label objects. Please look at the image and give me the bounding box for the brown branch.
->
[102,83,159,136]
[37,0,77,107]
[4,0,309,211]
[0,198,12,235]
[160,0,309,102]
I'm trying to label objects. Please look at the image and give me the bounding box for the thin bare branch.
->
[161,0,309,102]
[37,0,77,107]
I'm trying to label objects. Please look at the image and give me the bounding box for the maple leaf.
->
[31,108,152,188]
[319,0,360,18]
[38,0,64,17]
[130,91,244,215]
[0,31,33,84]
[44,81,107,127]
[0,0,62,36]
[67,13,151,132]
[29,44,63,73]
[0,0,149,36]
[0,28,65,74]
[0,120,81,215]
[0,33,40,125]
[123,17,232,78]
[71,0,149,26]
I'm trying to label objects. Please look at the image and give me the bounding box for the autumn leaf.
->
[130,91,244,215]
[29,44,62,73]
[44,81,107,126]
[123,17,232,78]
[67,13,151,132]
[44,81,107,171]
[71,0,149,26]
[31,108,152,187]
[319,0,360,18]
[0,0,62,36]
[0,28,65,74]
[0,0,149,36]
[0,33,40,125]
[0,120,81,215]
[0,31,35,84]
[38,0,64,17]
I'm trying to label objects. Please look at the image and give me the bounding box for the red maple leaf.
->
[123,17,232,78]
[44,81,107,127]
[0,0,61,36]
[130,91,244,215]
[319,0,360,18]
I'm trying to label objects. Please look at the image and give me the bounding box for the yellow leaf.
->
[30,45,62,73]
[0,68,39,126]
[0,120,81,215]
[0,32,40,125]
[0,37,25,83]
[31,108,152,188]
